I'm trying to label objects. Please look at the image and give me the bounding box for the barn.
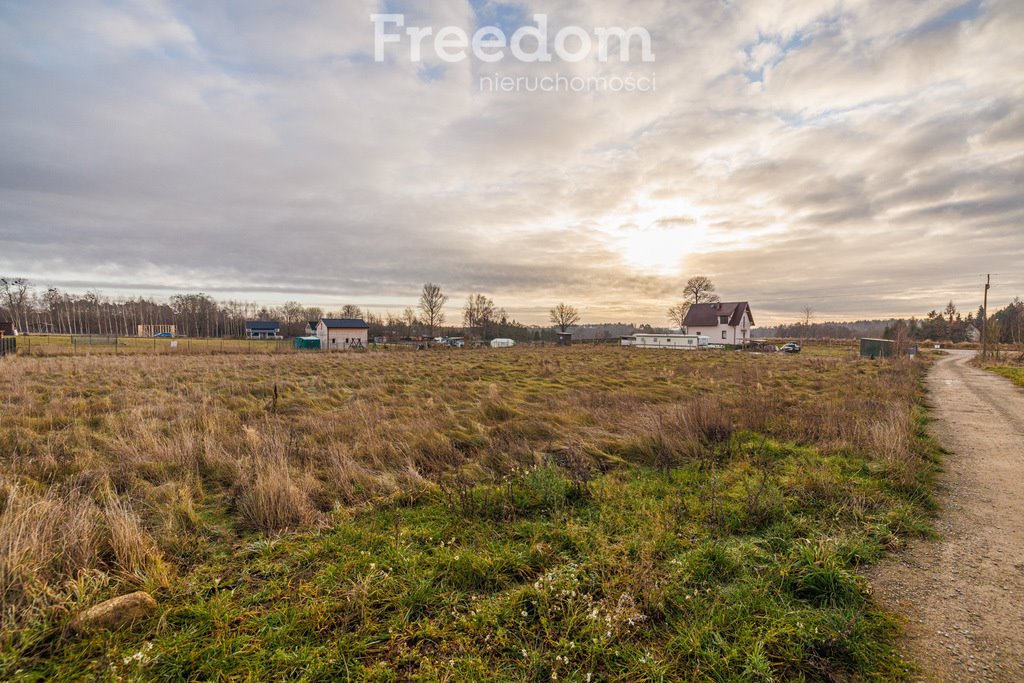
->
[317,318,369,350]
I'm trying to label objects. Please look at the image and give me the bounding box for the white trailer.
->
[629,333,709,349]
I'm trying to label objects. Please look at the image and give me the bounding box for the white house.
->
[317,318,369,350]
[682,302,754,345]
[245,320,281,339]
[627,333,709,349]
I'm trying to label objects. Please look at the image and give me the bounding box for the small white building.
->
[317,318,369,350]
[490,338,515,348]
[628,333,709,349]
[682,302,754,345]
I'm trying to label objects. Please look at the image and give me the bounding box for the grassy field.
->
[0,346,937,681]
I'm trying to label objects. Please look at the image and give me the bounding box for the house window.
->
[722,330,727,340]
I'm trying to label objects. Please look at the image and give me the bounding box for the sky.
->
[0,0,1022,326]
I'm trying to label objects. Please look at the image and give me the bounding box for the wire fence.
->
[7,335,629,357]
[13,335,299,357]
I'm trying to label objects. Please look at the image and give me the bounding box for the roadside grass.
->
[975,348,1024,388]
[0,347,938,680]
[991,367,1024,388]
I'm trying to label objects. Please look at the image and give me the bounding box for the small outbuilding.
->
[556,332,573,346]
[0,333,14,357]
[860,338,895,359]
[317,318,369,350]
[0,320,17,337]
[490,338,515,348]
[294,336,321,350]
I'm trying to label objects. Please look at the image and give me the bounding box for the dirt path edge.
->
[868,350,1024,682]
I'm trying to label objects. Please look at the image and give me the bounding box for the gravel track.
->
[870,350,1024,682]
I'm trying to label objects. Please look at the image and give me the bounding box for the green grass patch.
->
[9,451,929,682]
[992,366,1024,388]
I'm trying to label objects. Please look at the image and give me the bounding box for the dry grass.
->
[0,346,930,651]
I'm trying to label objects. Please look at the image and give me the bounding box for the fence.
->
[2,334,627,357]
[12,335,298,357]
[72,335,118,346]
[0,336,15,357]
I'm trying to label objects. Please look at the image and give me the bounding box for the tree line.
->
[0,277,592,343]
[883,299,1024,345]
[762,299,1024,344]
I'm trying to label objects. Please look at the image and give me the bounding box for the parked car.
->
[780,342,801,354]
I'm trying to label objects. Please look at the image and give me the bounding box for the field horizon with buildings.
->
[2,1,1023,680]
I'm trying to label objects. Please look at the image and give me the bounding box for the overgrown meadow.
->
[0,346,938,681]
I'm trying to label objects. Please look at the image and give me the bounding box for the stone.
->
[70,591,157,633]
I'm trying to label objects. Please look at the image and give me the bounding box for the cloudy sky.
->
[1,0,1021,325]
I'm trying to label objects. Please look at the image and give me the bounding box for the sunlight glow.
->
[597,195,712,275]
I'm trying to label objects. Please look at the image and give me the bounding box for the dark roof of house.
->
[245,320,280,331]
[682,302,754,328]
[320,318,369,329]
[307,321,319,328]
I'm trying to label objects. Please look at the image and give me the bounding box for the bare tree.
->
[385,311,402,339]
[402,307,419,335]
[549,303,580,332]
[418,283,449,338]
[463,293,496,339]
[801,305,814,326]
[667,302,690,330]
[339,304,363,319]
[800,305,814,340]
[683,276,720,304]
[0,277,31,332]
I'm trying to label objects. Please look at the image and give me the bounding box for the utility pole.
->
[982,274,990,360]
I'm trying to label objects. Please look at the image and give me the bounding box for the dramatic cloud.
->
[1,0,1021,324]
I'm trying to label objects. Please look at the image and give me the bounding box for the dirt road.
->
[870,350,1024,681]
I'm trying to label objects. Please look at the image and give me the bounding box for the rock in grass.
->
[71,591,157,633]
